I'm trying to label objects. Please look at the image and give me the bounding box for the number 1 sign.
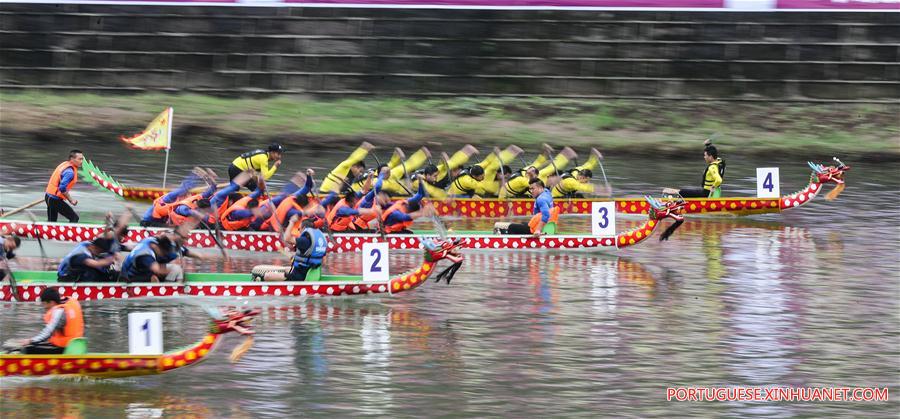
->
[591,202,616,237]
[362,242,390,282]
[129,312,163,355]
[757,168,780,198]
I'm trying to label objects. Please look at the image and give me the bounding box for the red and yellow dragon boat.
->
[1,238,465,302]
[0,198,687,253]
[0,308,259,378]
[77,159,849,217]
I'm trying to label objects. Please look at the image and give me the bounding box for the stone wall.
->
[1,4,898,101]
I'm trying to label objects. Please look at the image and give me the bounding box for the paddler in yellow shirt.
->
[448,145,522,197]
[551,148,612,198]
[228,143,284,191]
[319,141,374,194]
[500,145,578,198]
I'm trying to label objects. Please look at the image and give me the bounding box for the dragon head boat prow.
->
[808,157,850,201]
[209,308,261,363]
[645,195,687,241]
[422,238,465,284]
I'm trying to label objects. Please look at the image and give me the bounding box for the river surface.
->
[1,138,899,417]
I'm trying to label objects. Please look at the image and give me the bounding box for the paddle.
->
[24,210,49,271]
[1,198,44,219]
[593,149,612,195]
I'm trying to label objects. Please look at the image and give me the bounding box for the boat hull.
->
[1,259,438,302]
[0,333,222,378]
[0,219,660,253]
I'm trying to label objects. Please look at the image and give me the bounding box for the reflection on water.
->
[1,141,899,416]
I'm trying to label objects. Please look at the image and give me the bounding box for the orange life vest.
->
[326,199,367,232]
[45,161,79,199]
[149,195,175,220]
[381,200,413,234]
[220,196,255,231]
[45,298,84,348]
[260,196,301,231]
[167,194,208,226]
[528,206,560,234]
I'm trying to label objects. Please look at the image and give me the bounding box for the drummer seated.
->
[57,238,118,283]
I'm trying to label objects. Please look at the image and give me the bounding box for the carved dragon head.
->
[808,157,850,200]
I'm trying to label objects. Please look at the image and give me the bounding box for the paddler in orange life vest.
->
[322,166,386,232]
[141,169,215,227]
[380,175,434,234]
[228,143,284,192]
[259,169,316,232]
[15,288,83,354]
[45,149,84,223]
[219,182,268,231]
[494,178,559,238]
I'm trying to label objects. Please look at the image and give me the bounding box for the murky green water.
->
[1,137,899,417]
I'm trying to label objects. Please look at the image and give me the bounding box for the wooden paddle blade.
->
[230,336,254,363]
[825,183,845,201]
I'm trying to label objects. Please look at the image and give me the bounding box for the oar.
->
[1,198,44,219]
[24,210,49,271]
[595,150,611,194]
[3,259,21,302]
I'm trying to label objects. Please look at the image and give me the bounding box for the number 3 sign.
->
[363,242,390,282]
[129,312,163,355]
[757,168,780,198]
[591,202,616,237]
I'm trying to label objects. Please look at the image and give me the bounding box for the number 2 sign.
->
[756,168,780,198]
[591,202,616,237]
[362,242,390,282]
[128,312,163,355]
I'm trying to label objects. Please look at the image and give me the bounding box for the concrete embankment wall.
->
[1,4,898,101]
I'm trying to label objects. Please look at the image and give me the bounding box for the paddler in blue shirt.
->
[263,217,328,281]
[494,178,559,238]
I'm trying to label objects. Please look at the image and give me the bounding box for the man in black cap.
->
[57,237,118,282]
[227,142,285,191]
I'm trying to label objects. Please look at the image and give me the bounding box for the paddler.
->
[45,149,84,223]
[381,176,434,234]
[260,169,316,231]
[663,141,725,198]
[319,141,374,194]
[550,148,612,198]
[263,217,328,281]
[501,146,578,198]
[57,237,118,282]
[494,178,559,237]
[215,174,268,231]
[448,145,522,197]
[325,188,380,232]
[166,174,219,226]
[120,234,211,282]
[141,169,208,227]
[15,288,83,354]
[228,143,284,191]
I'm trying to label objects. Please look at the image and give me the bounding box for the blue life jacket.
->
[292,228,328,268]
[122,237,159,278]
[57,242,91,277]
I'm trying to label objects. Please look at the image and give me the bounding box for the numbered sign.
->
[756,167,780,198]
[591,202,617,237]
[362,242,390,282]
[129,312,163,355]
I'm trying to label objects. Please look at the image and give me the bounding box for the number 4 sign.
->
[757,168,780,198]
[362,242,390,282]
[129,312,163,355]
[591,202,616,237]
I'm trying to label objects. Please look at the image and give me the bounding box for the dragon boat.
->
[0,308,259,378]
[77,159,848,217]
[0,198,687,253]
[0,238,465,302]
